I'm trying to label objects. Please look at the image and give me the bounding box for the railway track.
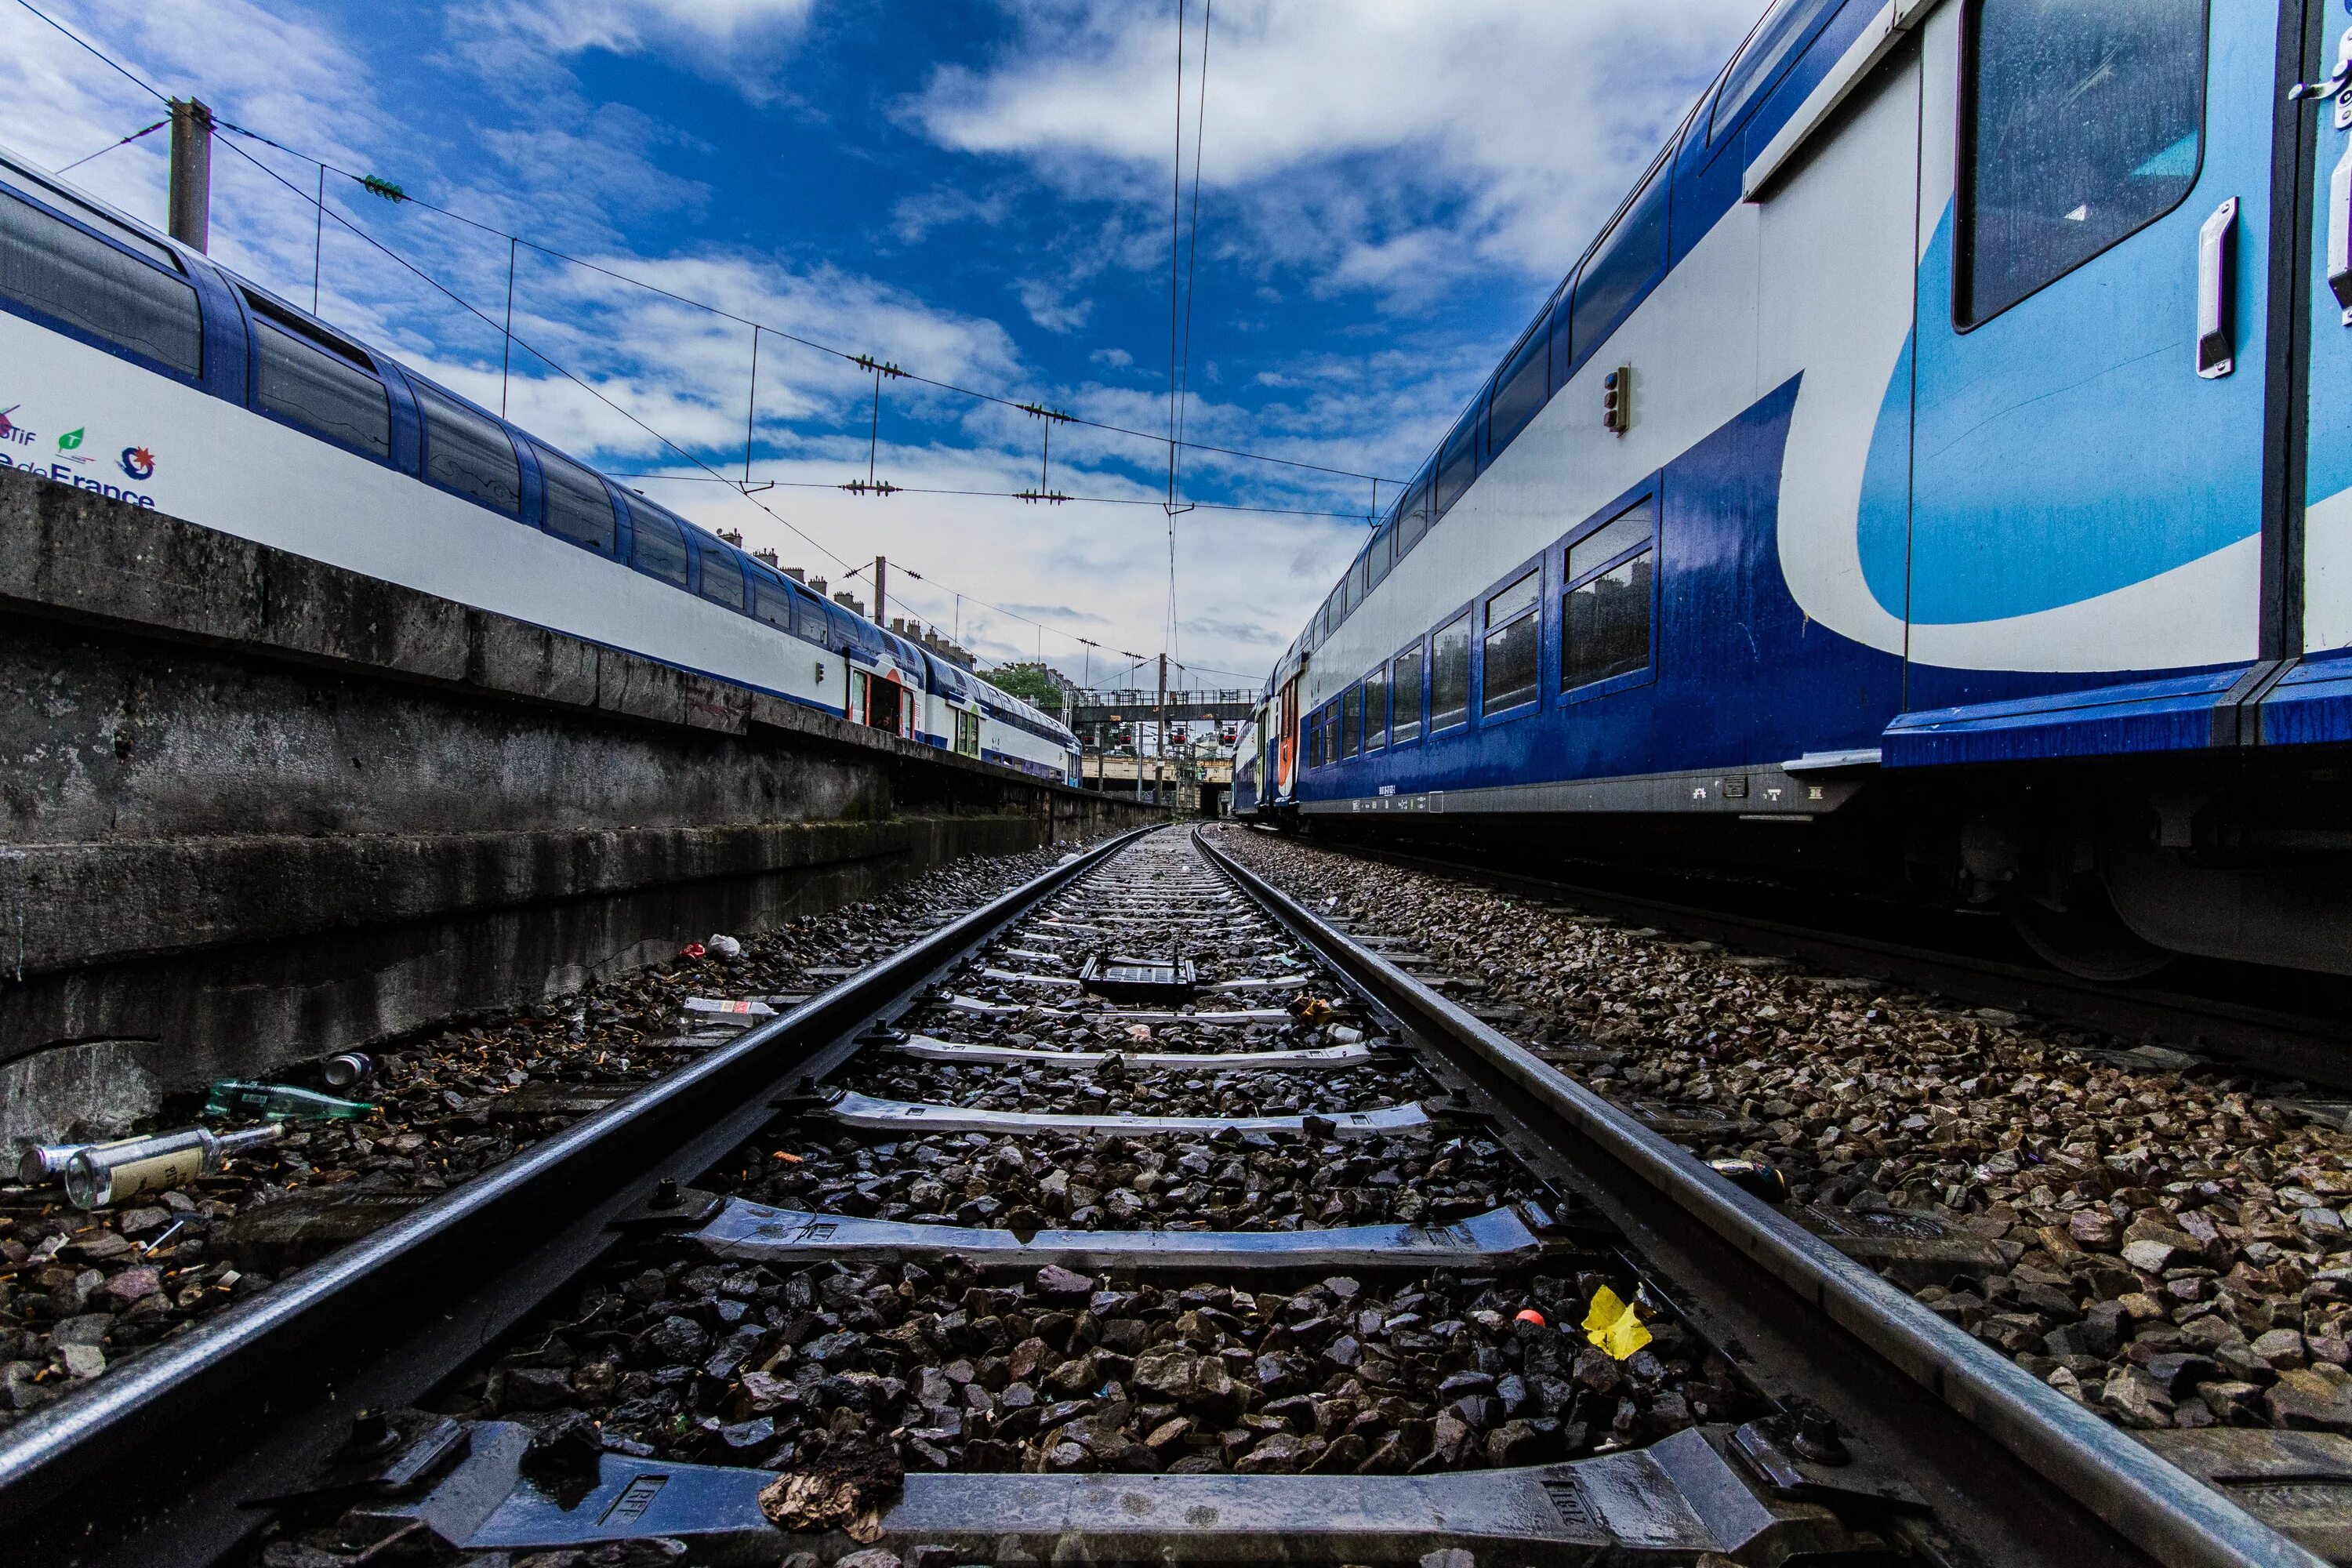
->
[0,826,2322,1567]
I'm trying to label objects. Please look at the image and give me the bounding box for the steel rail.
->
[1283,831,2352,1088]
[0,826,1154,1566]
[1194,826,2322,1568]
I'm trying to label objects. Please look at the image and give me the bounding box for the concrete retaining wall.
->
[0,468,1157,1143]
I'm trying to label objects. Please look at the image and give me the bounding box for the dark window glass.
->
[1351,551,1371,604]
[1434,401,1483,518]
[1392,645,1424,742]
[1571,161,1669,360]
[1342,686,1362,757]
[1482,568,1541,716]
[697,536,746,611]
[415,382,520,515]
[1363,663,1390,751]
[1565,553,1653,689]
[1432,612,1472,730]
[538,445,615,551]
[1488,314,1553,458]
[1367,521,1396,590]
[0,189,201,376]
[254,317,388,458]
[752,573,794,631]
[1399,467,1433,554]
[1570,506,1653,580]
[1710,0,1842,143]
[629,501,690,586]
[1961,0,2206,326]
[1546,284,1577,404]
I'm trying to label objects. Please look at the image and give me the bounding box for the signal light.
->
[1602,365,1630,434]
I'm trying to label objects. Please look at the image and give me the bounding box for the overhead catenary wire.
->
[212,129,1172,671]
[14,0,1301,682]
[53,117,167,175]
[8,0,1401,490]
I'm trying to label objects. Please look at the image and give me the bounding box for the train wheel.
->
[2006,883,2174,983]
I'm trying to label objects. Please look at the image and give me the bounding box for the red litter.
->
[1515,1308,1548,1328]
[680,941,707,960]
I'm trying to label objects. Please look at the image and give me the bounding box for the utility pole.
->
[1156,654,1168,810]
[168,98,212,253]
[873,555,887,626]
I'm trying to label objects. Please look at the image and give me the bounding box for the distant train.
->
[0,145,1080,785]
[1250,0,2352,981]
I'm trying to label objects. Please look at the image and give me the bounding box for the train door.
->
[1273,676,1299,802]
[2303,2,2352,652]
[1900,0,2277,700]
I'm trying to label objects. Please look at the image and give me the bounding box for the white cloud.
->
[1014,277,1092,332]
[475,0,815,59]
[913,0,1759,296]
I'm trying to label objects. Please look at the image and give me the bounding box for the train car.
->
[1232,715,1261,815]
[1266,0,2352,980]
[971,677,1082,784]
[0,142,1083,786]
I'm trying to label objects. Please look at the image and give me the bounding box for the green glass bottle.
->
[204,1080,377,1122]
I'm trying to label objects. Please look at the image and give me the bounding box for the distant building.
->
[891,617,976,670]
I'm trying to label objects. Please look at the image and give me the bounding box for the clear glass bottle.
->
[64,1124,284,1209]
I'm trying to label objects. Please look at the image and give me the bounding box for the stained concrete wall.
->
[0,468,1156,1144]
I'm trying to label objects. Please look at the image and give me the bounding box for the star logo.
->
[119,447,155,481]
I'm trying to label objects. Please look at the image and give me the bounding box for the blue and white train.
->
[1254,0,2352,980]
[0,145,1080,785]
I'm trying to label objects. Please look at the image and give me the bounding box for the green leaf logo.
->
[56,428,83,452]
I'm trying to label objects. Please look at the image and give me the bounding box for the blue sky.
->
[1,0,1756,686]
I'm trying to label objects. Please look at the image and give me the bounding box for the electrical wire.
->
[54,117,168,175]
[601,470,1372,522]
[209,122,1398,490]
[15,0,1298,681]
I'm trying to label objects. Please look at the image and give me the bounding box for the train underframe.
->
[1264,747,2352,983]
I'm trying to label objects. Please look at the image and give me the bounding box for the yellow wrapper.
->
[1582,1285,1653,1360]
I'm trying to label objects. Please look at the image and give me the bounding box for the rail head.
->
[0,824,1156,1542]
[1191,825,2324,1568]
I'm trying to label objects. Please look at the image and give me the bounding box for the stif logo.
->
[118,447,155,481]
[56,427,83,452]
[0,405,16,440]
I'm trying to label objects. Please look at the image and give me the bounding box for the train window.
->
[1431,612,1472,731]
[1488,312,1552,460]
[697,537,746,612]
[1351,550,1371,606]
[1391,644,1424,743]
[1563,499,1655,691]
[1433,400,1483,520]
[1397,466,1433,556]
[0,191,203,377]
[1367,521,1396,591]
[1570,156,1669,364]
[628,500,691,586]
[537,445,615,552]
[253,317,389,458]
[1709,0,1841,145]
[752,573,794,632]
[1341,685,1363,757]
[1363,662,1390,751]
[790,589,826,644]
[1958,0,2206,327]
[1482,568,1541,717]
[415,383,521,515]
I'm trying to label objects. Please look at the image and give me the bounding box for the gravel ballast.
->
[1214,824,2352,1437]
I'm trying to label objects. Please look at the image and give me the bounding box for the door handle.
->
[2198,197,2237,379]
[2332,142,2352,325]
